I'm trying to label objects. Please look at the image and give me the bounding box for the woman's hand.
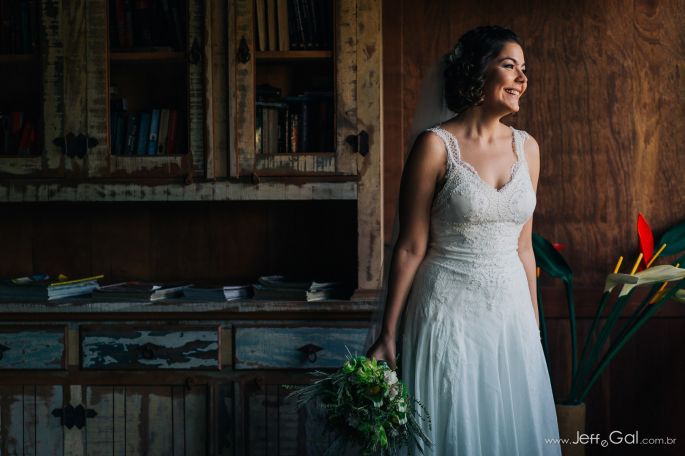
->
[366,332,398,370]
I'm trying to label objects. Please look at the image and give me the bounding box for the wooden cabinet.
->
[238,375,335,456]
[0,307,374,455]
[232,0,364,178]
[0,0,213,181]
[0,383,208,455]
[84,384,208,455]
[0,0,382,197]
[0,385,64,455]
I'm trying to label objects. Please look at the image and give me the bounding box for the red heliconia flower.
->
[637,213,654,271]
[552,243,566,252]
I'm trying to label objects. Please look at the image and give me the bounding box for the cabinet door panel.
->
[84,385,207,456]
[231,0,359,177]
[0,0,64,177]
[243,379,334,456]
[0,385,64,456]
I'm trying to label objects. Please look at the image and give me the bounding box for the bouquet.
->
[284,348,433,455]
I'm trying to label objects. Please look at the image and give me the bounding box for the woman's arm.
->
[518,134,541,328]
[378,132,447,341]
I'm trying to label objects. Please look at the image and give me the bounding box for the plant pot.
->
[555,402,586,456]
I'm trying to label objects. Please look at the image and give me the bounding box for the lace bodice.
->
[425,125,536,260]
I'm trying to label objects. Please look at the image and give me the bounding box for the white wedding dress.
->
[398,125,562,455]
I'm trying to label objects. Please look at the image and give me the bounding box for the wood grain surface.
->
[383,0,685,288]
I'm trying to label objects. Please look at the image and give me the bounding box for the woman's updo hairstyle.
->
[444,25,523,115]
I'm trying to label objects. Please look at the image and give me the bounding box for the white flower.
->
[388,384,399,400]
[384,370,398,386]
[346,415,359,428]
[397,400,407,413]
[604,265,685,297]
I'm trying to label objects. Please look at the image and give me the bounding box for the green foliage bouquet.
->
[284,348,433,456]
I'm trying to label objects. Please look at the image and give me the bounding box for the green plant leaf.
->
[532,233,572,282]
[657,219,685,255]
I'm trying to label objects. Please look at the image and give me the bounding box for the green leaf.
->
[657,219,685,256]
[532,233,572,282]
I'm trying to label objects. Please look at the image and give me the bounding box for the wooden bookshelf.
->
[0,0,42,158]
[253,0,335,158]
[0,54,40,64]
[256,50,333,61]
[110,51,186,63]
[106,0,190,161]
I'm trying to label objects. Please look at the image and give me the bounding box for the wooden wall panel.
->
[0,201,357,285]
[384,1,685,453]
[383,0,685,287]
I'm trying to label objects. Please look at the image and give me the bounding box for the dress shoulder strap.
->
[426,126,459,172]
[511,127,529,163]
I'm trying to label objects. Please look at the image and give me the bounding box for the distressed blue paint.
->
[0,329,65,369]
[234,327,368,369]
[81,329,219,370]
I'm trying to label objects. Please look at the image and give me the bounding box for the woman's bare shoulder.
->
[405,130,448,171]
[520,130,540,157]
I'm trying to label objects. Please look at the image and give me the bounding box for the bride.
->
[365,26,562,455]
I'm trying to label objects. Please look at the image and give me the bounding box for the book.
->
[266,0,277,51]
[136,111,151,155]
[291,0,306,49]
[147,108,160,154]
[276,0,289,51]
[114,111,127,154]
[157,109,170,154]
[0,274,103,302]
[166,109,178,154]
[252,275,350,301]
[94,281,193,301]
[183,284,253,301]
[125,112,139,154]
[255,0,267,51]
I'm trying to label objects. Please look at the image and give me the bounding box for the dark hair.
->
[444,26,523,114]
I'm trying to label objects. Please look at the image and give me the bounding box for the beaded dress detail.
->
[398,125,561,455]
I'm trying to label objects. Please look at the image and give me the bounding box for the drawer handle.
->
[138,343,162,360]
[52,404,97,429]
[297,343,323,363]
[0,344,9,360]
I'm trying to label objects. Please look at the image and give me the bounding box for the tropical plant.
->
[533,215,685,405]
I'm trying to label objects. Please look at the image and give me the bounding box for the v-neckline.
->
[438,125,521,193]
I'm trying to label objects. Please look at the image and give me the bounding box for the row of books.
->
[0,0,38,54]
[109,0,185,51]
[111,109,182,156]
[255,0,332,51]
[256,91,334,154]
[0,111,38,155]
[0,274,351,303]
[0,274,102,301]
[252,275,352,301]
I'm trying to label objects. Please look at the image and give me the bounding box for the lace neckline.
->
[436,125,522,194]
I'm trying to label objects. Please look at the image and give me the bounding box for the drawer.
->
[233,325,368,370]
[81,326,221,370]
[0,326,66,370]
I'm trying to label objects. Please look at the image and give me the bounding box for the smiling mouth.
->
[504,88,521,96]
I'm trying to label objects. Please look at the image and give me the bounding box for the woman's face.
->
[481,41,528,113]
